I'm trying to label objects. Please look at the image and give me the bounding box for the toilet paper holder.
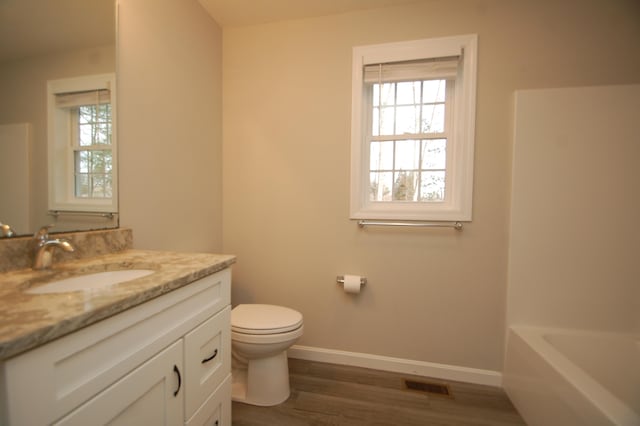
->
[336,275,367,286]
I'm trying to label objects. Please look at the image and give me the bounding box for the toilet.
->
[231,304,303,406]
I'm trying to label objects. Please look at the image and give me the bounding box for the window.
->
[350,35,477,221]
[48,74,117,213]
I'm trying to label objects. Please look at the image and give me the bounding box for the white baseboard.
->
[288,345,502,387]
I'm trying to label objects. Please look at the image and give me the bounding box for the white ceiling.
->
[0,0,114,63]
[0,0,422,62]
[197,0,424,27]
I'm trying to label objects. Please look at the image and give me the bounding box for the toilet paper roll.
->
[343,275,362,294]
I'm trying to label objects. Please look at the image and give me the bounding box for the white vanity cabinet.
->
[0,268,232,426]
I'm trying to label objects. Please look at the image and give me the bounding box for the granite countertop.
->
[0,249,236,360]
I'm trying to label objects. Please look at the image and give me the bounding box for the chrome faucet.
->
[32,225,75,270]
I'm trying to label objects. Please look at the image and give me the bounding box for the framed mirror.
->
[0,0,116,237]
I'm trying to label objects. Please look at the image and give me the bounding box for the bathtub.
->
[503,326,640,426]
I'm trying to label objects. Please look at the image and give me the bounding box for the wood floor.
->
[232,359,526,425]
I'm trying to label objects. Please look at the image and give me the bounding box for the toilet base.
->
[231,351,291,406]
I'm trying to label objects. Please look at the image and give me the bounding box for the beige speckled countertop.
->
[0,249,235,360]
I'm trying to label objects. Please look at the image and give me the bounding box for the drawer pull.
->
[173,365,182,397]
[202,349,219,364]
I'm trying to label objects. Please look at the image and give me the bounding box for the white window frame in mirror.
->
[47,73,118,214]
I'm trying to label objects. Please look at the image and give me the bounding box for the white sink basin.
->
[27,269,155,294]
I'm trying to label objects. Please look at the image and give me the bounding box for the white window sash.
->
[365,78,454,204]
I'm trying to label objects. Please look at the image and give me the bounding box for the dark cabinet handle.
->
[202,349,218,364]
[173,365,182,397]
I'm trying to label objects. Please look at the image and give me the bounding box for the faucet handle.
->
[34,224,54,241]
[1,222,15,237]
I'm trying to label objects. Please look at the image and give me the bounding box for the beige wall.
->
[222,0,640,371]
[0,46,116,235]
[118,0,223,252]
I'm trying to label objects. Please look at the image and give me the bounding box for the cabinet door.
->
[54,341,184,426]
[184,306,230,419]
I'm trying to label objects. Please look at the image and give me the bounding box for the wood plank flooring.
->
[232,359,525,425]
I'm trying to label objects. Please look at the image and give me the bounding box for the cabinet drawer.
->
[184,306,231,419]
[186,374,231,426]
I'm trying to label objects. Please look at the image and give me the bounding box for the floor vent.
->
[403,379,452,397]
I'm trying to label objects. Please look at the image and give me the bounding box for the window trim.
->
[47,74,118,213]
[350,35,477,221]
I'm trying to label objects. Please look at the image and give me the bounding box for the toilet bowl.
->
[231,304,303,406]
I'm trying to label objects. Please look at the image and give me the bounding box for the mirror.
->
[0,0,116,237]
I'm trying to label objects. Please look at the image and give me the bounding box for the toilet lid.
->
[231,304,303,335]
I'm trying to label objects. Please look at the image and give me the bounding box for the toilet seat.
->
[232,304,303,335]
[231,325,304,345]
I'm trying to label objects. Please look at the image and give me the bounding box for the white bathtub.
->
[503,326,640,426]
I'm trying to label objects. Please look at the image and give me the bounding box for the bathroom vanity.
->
[0,247,235,425]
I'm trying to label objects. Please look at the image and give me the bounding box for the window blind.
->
[363,56,459,83]
[55,89,110,108]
